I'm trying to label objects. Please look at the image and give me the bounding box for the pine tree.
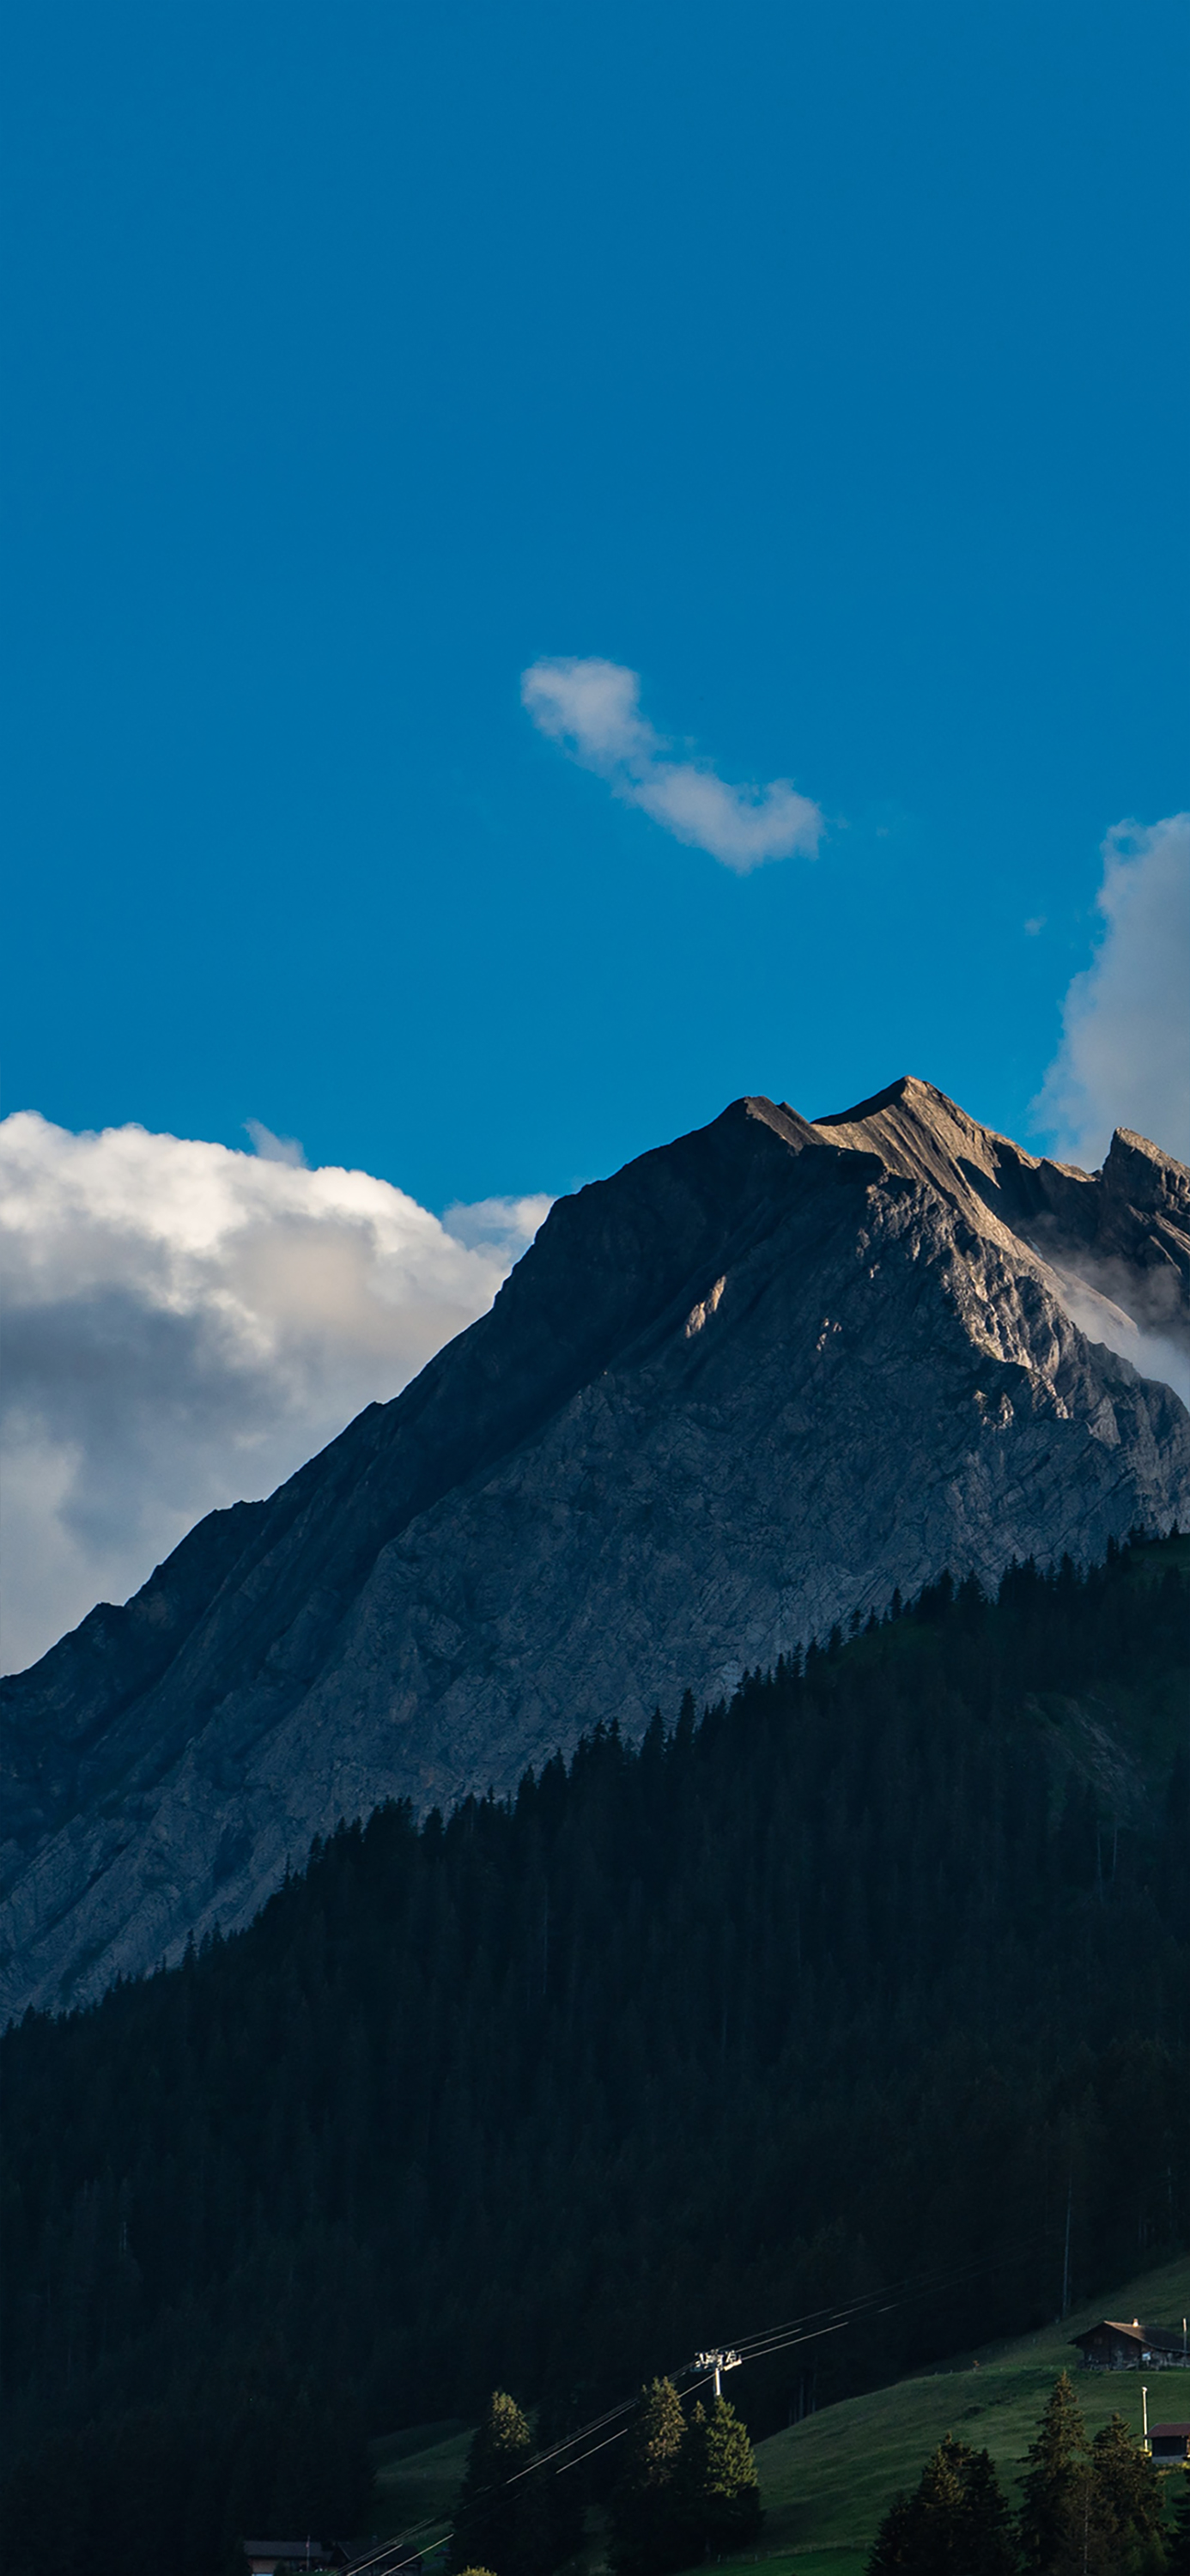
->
[866,2435,1015,2573]
[449,2393,532,2576]
[1089,2413,1164,2571]
[867,2490,918,2572]
[960,2445,1018,2576]
[1018,2372,1090,2574]
[1167,2475,1190,2576]
[867,2439,967,2573]
[677,2394,763,2563]
[609,2379,687,2576]
[508,2449,585,2576]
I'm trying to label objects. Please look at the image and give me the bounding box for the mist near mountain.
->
[2,1075,1187,2020]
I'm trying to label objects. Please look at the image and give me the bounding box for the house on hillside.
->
[1151,2425,1190,2465]
[1070,2318,1189,2370]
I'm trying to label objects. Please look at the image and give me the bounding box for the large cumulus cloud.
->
[0,1114,549,1674]
[1035,813,1190,1169]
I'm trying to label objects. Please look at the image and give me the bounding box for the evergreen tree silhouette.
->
[610,2379,687,2576]
[866,2434,1015,2573]
[959,2444,1018,2576]
[1017,2375,1090,2575]
[507,2447,584,2576]
[676,2394,762,2563]
[449,2393,532,2576]
[1088,2412,1164,2571]
[1167,2474,1190,2576]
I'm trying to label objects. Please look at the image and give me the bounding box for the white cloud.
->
[1034,813,1190,1170]
[521,655,823,873]
[1038,1249,1190,1410]
[0,1114,549,1675]
[243,1116,307,1166]
[440,1192,555,1251]
[522,657,652,768]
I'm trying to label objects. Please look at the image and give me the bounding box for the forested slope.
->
[2,1535,1187,2572]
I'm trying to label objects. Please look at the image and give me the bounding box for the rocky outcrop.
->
[3,1077,1188,2018]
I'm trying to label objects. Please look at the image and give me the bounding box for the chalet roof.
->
[1071,2320,1189,2371]
[1070,2318,1184,2342]
[1152,2424,1190,2439]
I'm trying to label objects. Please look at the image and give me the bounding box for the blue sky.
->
[4,0,1187,1211]
[3,0,1190,1665]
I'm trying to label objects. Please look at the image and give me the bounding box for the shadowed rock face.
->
[3,1077,1188,2018]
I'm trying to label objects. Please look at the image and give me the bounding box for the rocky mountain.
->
[3,1075,1188,2020]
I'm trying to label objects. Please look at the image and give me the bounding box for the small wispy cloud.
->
[245,1118,307,1167]
[521,656,823,873]
[1034,812,1190,1170]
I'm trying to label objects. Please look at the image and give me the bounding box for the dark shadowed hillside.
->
[2,1534,1187,2573]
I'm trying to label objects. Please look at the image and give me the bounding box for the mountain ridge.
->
[3,1074,1188,2017]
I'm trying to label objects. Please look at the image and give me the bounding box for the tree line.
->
[869,2371,1190,2573]
[447,2377,760,2576]
[1,1536,1187,2573]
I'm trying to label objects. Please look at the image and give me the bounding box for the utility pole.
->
[1142,2384,1149,2451]
[695,2348,741,2401]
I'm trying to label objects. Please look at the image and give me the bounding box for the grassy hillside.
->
[738,2250,1190,2572]
[367,2253,1190,2572]
[369,2423,471,2545]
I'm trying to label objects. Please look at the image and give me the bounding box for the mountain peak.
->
[3,1077,1187,2019]
[1105,1124,1190,1208]
[816,1070,1055,1179]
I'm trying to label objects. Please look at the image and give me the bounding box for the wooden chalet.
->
[1070,2317,1190,2371]
[1151,2424,1190,2465]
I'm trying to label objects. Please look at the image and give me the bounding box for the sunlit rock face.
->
[3,1076,1187,2019]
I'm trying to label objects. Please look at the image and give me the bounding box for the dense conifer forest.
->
[2,1535,1187,2573]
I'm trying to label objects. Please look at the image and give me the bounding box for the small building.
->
[1070,2318,1188,2371]
[1151,2425,1190,2466]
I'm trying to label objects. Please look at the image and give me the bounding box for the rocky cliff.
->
[3,1076,1188,2018]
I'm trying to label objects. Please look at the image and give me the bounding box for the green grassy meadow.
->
[370,2251,1190,2569]
[368,2423,471,2546]
[724,2250,1190,2572]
